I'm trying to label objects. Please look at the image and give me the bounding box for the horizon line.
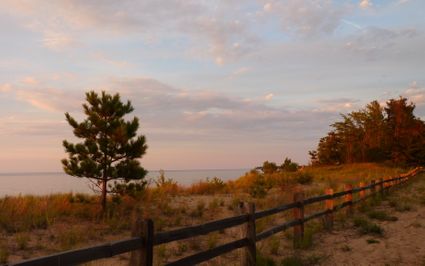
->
[0,168,251,176]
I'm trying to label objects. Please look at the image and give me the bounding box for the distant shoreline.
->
[0,169,250,196]
[0,168,250,176]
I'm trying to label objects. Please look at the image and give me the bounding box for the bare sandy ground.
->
[296,177,425,266]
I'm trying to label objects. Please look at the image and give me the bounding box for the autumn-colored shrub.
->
[186,177,227,194]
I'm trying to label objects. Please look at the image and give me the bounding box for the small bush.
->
[190,201,206,218]
[367,210,398,221]
[281,256,303,266]
[249,175,269,198]
[207,233,218,249]
[366,238,380,244]
[395,203,412,212]
[256,250,276,266]
[174,242,188,256]
[294,228,315,249]
[295,172,313,185]
[0,244,8,264]
[58,228,82,250]
[281,158,299,172]
[353,217,383,235]
[16,233,30,250]
[269,236,280,255]
[187,177,227,195]
[341,245,351,252]
[156,244,168,261]
[208,198,221,210]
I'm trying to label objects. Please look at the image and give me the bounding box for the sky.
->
[0,0,425,172]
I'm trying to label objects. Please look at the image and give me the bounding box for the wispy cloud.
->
[403,81,425,105]
[0,84,12,92]
[22,77,39,85]
[1,0,259,64]
[260,0,348,37]
[314,98,360,112]
[344,26,418,59]
[1,83,81,113]
[359,0,372,9]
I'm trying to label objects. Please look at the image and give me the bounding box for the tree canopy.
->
[311,97,425,166]
[62,91,148,211]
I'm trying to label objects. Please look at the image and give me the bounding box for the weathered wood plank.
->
[303,194,332,205]
[304,209,329,223]
[332,190,350,198]
[165,238,249,266]
[256,219,301,241]
[154,214,249,245]
[12,237,143,266]
[324,188,334,229]
[254,202,298,219]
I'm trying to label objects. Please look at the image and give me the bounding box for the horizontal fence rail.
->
[8,167,423,266]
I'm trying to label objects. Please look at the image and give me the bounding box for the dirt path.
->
[298,175,425,266]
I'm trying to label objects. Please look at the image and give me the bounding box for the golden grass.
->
[0,163,411,265]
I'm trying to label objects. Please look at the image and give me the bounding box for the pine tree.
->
[62,91,148,212]
[385,97,424,164]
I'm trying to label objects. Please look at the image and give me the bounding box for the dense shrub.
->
[187,177,226,194]
[295,172,313,185]
[281,158,299,172]
[249,175,270,198]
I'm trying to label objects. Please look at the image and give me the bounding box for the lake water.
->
[0,169,249,196]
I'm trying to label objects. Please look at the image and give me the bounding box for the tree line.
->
[310,97,425,166]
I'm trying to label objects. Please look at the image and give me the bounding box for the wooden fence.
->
[9,167,423,266]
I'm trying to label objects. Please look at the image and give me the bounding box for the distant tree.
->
[262,161,278,174]
[308,150,319,166]
[385,97,425,164]
[62,91,148,212]
[317,131,342,164]
[312,97,425,166]
[280,157,299,172]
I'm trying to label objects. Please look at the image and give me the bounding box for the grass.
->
[0,244,8,264]
[256,250,276,266]
[58,227,84,250]
[366,238,380,244]
[353,216,384,235]
[367,210,398,221]
[15,233,30,250]
[0,163,414,264]
[281,256,302,266]
[280,254,324,266]
[341,245,351,252]
[294,222,321,250]
[269,236,280,255]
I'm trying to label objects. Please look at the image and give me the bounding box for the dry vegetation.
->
[0,163,409,265]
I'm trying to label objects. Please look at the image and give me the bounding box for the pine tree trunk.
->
[101,178,107,213]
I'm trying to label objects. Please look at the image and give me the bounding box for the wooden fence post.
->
[293,192,304,248]
[243,203,256,266]
[379,178,384,198]
[239,202,246,266]
[359,182,365,200]
[324,188,334,230]
[384,177,389,190]
[344,184,353,216]
[130,218,154,266]
[371,180,376,198]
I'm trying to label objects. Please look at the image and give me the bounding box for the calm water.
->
[0,169,248,196]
